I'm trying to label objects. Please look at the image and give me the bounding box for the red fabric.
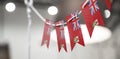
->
[66,11,85,51]
[105,0,112,10]
[41,19,52,48]
[55,21,67,52]
[81,0,104,37]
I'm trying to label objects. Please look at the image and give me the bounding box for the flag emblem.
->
[88,0,99,15]
[72,20,81,31]
[92,19,99,28]
[74,36,79,43]
[71,11,79,21]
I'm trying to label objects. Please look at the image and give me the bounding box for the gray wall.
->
[0,2,4,39]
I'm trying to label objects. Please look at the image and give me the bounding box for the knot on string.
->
[24,0,33,6]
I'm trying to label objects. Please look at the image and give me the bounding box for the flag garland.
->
[41,0,111,52]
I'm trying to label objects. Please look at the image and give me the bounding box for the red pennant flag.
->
[55,21,67,52]
[41,19,52,48]
[66,11,85,51]
[81,0,105,37]
[105,0,112,10]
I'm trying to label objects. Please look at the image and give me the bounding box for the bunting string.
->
[24,0,85,27]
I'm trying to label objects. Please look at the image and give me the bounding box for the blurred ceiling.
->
[2,0,61,6]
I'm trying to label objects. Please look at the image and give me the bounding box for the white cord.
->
[30,5,46,22]
[24,0,88,27]
[30,5,82,26]
[24,0,33,59]
[26,6,32,59]
[24,0,87,26]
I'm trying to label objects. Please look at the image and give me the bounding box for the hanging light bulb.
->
[104,9,111,18]
[5,2,16,12]
[48,6,58,15]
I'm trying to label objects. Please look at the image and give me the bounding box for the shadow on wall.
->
[0,44,10,59]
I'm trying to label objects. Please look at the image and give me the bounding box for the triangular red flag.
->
[55,21,67,52]
[105,0,112,10]
[66,11,85,51]
[41,19,52,48]
[81,0,105,37]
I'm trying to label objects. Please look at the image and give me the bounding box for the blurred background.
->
[0,0,120,59]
